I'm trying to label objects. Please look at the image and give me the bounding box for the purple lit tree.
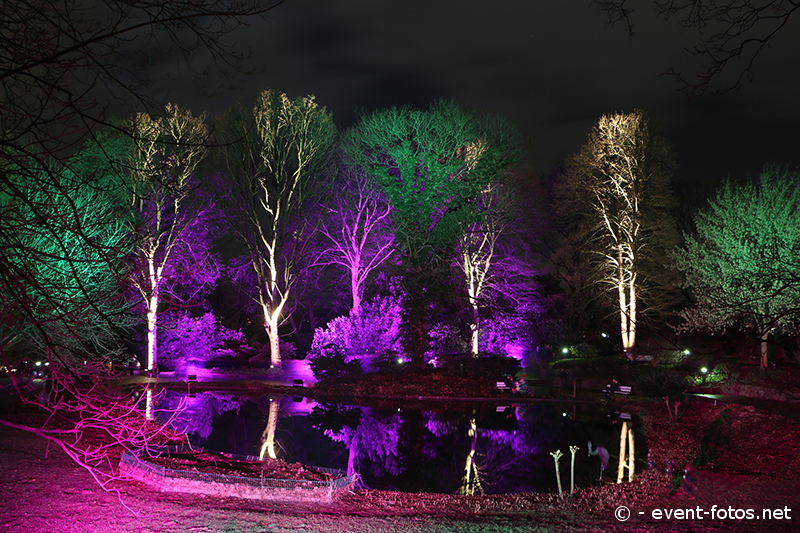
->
[215,90,336,367]
[317,161,395,317]
[323,407,403,477]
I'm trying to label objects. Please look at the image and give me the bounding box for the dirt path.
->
[1,399,798,532]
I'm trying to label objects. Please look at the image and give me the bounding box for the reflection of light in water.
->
[617,421,635,483]
[145,388,154,420]
[259,399,280,460]
[461,418,483,495]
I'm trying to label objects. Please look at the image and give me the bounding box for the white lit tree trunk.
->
[259,399,281,460]
[128,104,208,371]
[462,237,493,356]
[217,90,335,368]
[617,247,637,352]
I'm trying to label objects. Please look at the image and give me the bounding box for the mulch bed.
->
[143,451,336,481]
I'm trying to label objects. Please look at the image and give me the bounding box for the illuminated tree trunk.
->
[760,332,769,370]
[470,304,480,355]
[262,302,285,368]
[617,248,637,352]
[627,425,635,482]
[145,255,162,371]
[461,418,481,495]
[460,226,496,356]
[259,399,280,460]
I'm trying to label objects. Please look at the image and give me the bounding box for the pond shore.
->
[1,385,799,532]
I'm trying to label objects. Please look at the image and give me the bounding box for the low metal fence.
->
[120,445,356,501]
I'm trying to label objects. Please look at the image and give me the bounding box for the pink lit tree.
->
[317,161,395,317]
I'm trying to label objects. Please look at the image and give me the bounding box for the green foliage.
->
[565,342,599,359]
[308,345,363,382]
[341,101,518,361]
[0,166,131,362]
[674,166,800,336]
[343,101,517,263]
[636,367,688,400]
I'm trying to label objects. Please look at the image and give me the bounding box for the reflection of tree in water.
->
[311,404,402,477]
[158,390,245,441]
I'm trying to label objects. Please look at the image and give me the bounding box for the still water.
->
[147,389,646,495]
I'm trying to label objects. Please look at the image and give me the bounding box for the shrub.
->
[308,345,363,382]
[159,312,246,371]
[311,295,402,358]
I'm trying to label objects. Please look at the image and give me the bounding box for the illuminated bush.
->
[159,312,246,372]
[311,295,402,358]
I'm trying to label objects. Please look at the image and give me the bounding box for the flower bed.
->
[120,445,356,503]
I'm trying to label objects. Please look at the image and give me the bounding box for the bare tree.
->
[216,90,336,367]
[0,0,285,505]
[555,110,681,354]
[594,0,800,95]
[124,103,210,371]
[317,162,395,317]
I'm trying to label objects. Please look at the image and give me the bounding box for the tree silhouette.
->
[595,0,800,95]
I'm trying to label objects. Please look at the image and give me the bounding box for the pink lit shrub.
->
[310,295,402,363]
[159,312,247,372]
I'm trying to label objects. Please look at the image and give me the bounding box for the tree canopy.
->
[674,166,800,368]
[341,101,519,362]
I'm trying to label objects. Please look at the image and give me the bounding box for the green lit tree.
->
[342,101,518,364]
[216,90,336,367]
[674,167,800,369]
[554,110,681,355]
[0,0,286,503]
[0,168,130,368]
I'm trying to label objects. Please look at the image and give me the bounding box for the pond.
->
[143,388,647,496]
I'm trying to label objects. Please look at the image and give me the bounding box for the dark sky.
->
[142,1,800,183]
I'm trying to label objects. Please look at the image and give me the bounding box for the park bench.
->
[496,381,511,392]
[603,383,632,396]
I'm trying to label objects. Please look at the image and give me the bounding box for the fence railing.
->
[120,445,356,498]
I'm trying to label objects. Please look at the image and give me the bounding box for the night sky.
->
[138,1,800,183]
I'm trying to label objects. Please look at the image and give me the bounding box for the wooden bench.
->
[603,384,632,395]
